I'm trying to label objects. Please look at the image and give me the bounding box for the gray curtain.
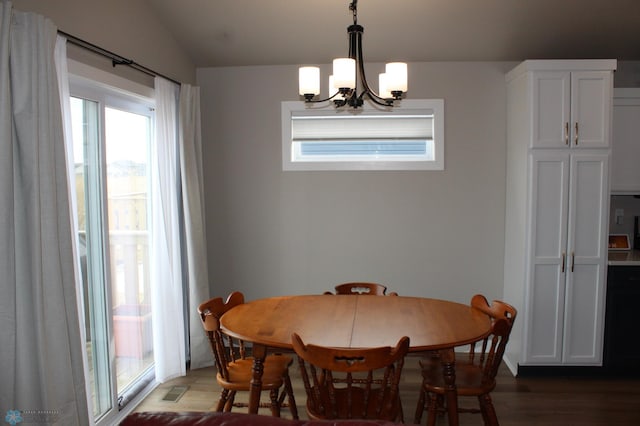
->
[178,84,210,369]
[0,2,89,424]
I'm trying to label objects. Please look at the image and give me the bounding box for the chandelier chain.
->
[350,0,358,25]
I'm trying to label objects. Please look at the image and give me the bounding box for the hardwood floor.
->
[134,356,640,425]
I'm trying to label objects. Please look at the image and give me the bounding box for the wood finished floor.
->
[134,356,640,425]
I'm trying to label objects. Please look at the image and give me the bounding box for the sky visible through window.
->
[70,98,148,164]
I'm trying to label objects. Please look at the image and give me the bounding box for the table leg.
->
[248,343,267,414]
[440,348,459,426]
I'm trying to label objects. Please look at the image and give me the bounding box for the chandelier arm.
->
[362,92,393,107]
[354,30,393,106]
[304,90,350,104]
[348,24,359,60]
[358,90,392,107]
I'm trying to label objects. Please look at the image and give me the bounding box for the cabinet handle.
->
[562,252,566,273]
[571,251,575,272]
[574,122,579,146]
[564,122,569,145]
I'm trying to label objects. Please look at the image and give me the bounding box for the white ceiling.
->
[146,0,640,68]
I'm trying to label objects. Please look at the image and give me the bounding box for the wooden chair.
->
[292,332,410,422]
[414,294,517,426]
[198,292,298,418]
[333,282,398,296]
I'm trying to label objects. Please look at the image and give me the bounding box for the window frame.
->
[68,62,157,425]
[281,99,444,171]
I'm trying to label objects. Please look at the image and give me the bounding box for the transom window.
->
[281,99,444,171]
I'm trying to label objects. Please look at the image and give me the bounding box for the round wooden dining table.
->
[220,294,492,426]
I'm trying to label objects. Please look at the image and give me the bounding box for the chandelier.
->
[298,0,407,109]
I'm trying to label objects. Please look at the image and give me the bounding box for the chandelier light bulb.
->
[329,75,347,100]
[333,58,356,90]
[329,75,337,96]
[299,67,320,96]
[379,73,391,98]
[385,62,408,93]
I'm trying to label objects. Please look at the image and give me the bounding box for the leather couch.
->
[121,412,403,426]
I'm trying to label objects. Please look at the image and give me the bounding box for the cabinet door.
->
[611,91,640,193]
[604,266,640,373]
[562,152,609,364]
[570,72,612,148]
[524,152,570,364]
[531,71,612,149]
[531,72,571,148]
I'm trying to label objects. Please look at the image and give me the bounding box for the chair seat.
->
[217,354,293,391]
[418,355,496,396]
[306,386,402,421]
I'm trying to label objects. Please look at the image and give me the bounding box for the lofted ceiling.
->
[146,0,640,68]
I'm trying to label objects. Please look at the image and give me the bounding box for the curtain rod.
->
[58,30,181,86]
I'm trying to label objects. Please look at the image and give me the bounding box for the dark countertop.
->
[608,249,640,266]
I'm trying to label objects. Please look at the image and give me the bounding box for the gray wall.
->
[198,62,515,303]
[615,62,640,88]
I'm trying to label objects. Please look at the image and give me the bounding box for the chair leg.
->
[425,393,439,426]
[413,386,426,424]
[478,393,499,426]
[224,390,236,412]
[283,371,299,419]
[216,389,230,412]
[269,389,281,417]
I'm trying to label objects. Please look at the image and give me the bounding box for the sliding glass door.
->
[69,84,155,422]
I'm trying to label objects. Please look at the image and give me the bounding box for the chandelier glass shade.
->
[298,0,407,108]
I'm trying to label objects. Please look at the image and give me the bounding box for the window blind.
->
[291,114,434,141]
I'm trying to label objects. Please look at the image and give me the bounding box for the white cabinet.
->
[503,60,615,373]
[531,71,612,149]
[611,88,640,194]
[526,152,609,364]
